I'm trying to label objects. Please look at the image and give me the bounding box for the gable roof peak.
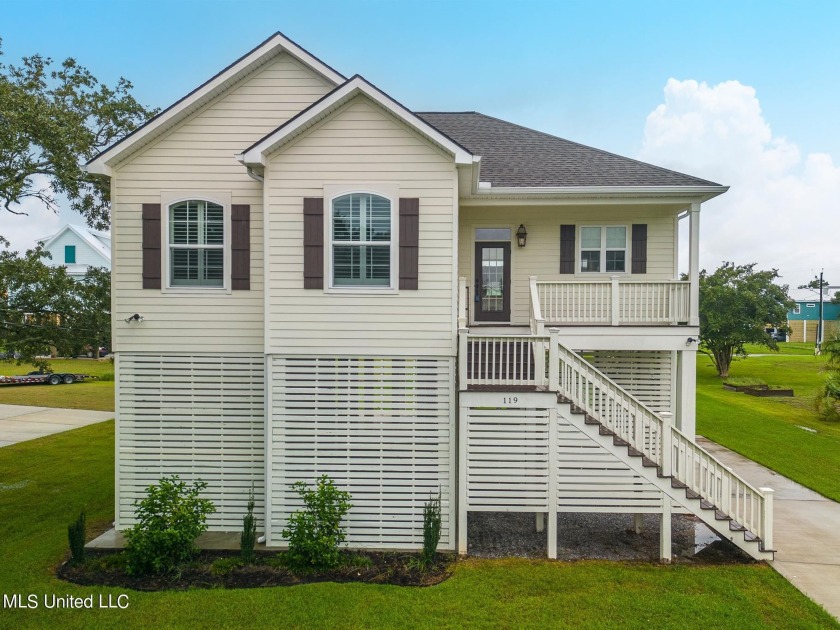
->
[85,32,346,176]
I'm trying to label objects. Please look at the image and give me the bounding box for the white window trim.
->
[323,184,399,294]
[160,190,232,294]
[793,304,801,314]
[577,224,629,275]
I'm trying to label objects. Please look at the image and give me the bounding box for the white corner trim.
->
[85,33,345,174]
[240,76,474,166]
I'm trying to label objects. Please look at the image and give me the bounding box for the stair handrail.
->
[549,333,772,548]
[529,276,546,335]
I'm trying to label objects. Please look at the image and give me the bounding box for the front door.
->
[474,242,511,322]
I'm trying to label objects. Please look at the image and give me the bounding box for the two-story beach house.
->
[85,33,774,561]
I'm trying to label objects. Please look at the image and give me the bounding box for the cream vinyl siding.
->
[459,206,679,325]
[265,96,457,356]
[111,53,333,353]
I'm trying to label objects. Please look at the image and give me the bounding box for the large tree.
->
[698,262,794,378]
[0,246,111,368]
[0,40,156,230]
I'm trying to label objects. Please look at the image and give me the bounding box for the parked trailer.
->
[0,372,95,386]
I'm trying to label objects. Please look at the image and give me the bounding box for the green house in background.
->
[787,301,840,342]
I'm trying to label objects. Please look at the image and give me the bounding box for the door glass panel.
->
[476,228,511,241]
[481,247,504,313]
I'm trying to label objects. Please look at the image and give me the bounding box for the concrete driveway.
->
[0,404,113,447]
[699,436,840,621]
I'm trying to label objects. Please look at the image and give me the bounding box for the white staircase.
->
[459,330,775,561]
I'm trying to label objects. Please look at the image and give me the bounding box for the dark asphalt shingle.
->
[416,111,720,188]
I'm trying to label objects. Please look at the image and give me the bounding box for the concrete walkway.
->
[699,436,840,620]
[0,404,113,447]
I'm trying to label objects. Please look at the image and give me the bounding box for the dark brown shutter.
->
[303,198,324,289]
[560,224,576,274]
[231,204,250,290]
[399,198,419,290]
[631,224,648,274]
[142,203,161,289]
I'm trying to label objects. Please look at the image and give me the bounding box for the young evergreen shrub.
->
[124,475,216,575]
[421,490,442,566]
[282,475,352,572]
[67,510,86,565]
[240,485,257,564]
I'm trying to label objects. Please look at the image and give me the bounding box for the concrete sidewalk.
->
[698,436,840,620]
[0,404,113,447]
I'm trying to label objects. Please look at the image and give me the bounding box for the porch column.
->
[458,397,468,555]
[676,349,697,438]
[660,495,672,563]
[689,202,701,327]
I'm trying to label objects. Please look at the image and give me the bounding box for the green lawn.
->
[697,349,840,501]
[743,342,816,356]
[0,358,114,411]
[0,422,836,629]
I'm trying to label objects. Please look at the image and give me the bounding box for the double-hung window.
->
[331,193,391,287]
[580,226,627,273]
[169,200,224,287]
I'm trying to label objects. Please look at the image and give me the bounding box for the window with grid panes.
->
[579,226,627,273]
[331,193,391,287]
[169,200,224,287]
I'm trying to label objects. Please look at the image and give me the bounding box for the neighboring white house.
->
[36,224,111,277]
[85,33,774,562]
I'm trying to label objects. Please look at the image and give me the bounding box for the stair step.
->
[714,510,731,521]
[671,479,688,490]
[613,437,630,447]
[685,489,701,500]
[557,395,571,404]
[584,416,600,426]
[627,446,643,458]
[570,406,585,415]
[729,521,747,532]
[700,500,715,510]
[599,427,617,437]
[744,531,759,543]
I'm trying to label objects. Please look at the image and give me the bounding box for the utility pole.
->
[817,270,824,356]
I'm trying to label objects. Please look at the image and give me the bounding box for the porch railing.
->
[536,279,690,326]
[457,329,774,551]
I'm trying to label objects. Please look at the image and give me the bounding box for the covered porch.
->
[456,201,702,330]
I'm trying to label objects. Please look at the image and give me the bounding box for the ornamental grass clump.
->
[125,475,216,575]
[282,475,351,572]
[67,510,86,565]
[421,490,442,566]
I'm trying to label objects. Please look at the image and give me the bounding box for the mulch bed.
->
[58,549,454,591]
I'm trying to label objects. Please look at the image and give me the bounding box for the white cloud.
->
[639,79,840,299]
[0,174,87,252]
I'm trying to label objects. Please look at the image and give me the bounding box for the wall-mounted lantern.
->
[516,224,527,247]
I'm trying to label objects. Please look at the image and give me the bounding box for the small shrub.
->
[816,372,840,422]
[240,485,257,564]
[421,490,442,566]
[99,371,115,382]
[124,475,216,575]
[210,557,242,576]
[67,511,86,565]
[282,475,352,572]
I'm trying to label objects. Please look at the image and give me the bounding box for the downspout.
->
[246,167,264,183]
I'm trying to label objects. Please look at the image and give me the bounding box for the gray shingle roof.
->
[415,112,720,188]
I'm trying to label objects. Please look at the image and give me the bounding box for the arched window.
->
[169,199,224,287]
[331,193,391,287]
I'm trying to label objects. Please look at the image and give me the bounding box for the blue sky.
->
[2,0,839,294]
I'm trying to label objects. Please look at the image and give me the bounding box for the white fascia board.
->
[239,76,474,166]
[473,185,728,198]
[85,33,345,175]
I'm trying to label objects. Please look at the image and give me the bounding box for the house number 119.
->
[503,397,519,404]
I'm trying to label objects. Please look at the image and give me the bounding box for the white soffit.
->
[84,32,345,176]
[237,75,475,167]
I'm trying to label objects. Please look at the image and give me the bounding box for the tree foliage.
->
[698,262,794,378]
[0,39,156,230]
[0,245,110,368]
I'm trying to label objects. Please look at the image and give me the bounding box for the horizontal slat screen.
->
[555,411,662,512]
[118,353,265,530]
[270,355,454,550]
[588,350,672,415]
[465,407,550,511]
